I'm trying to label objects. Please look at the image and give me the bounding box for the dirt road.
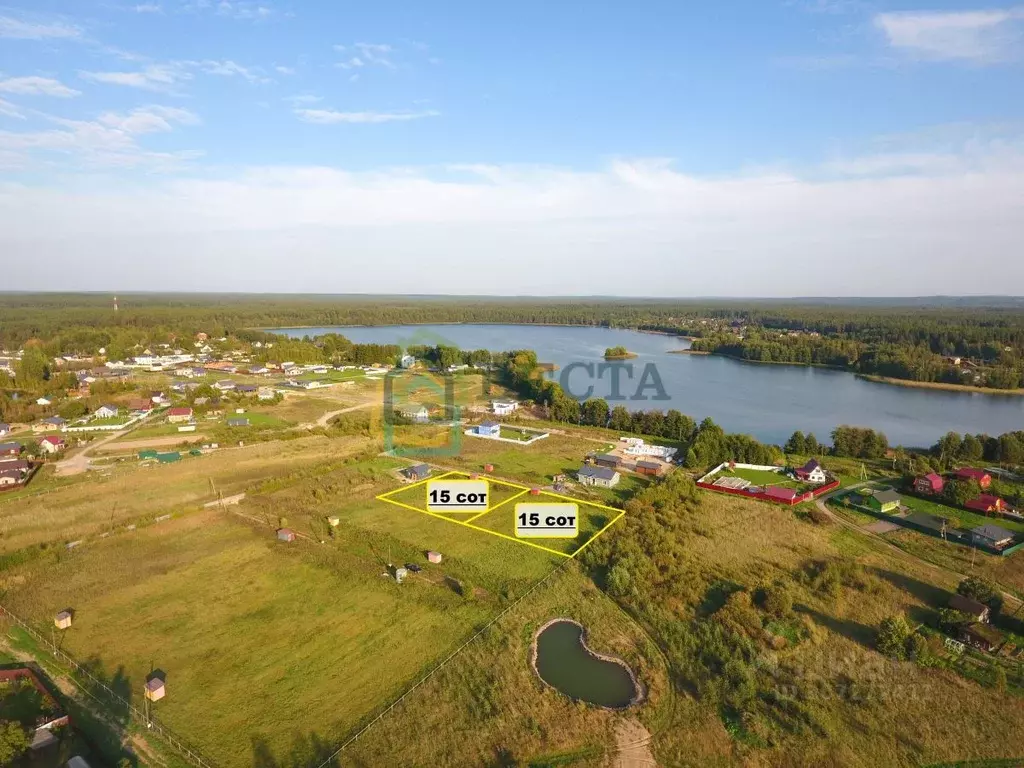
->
[609,719,657,768]
[313,400,377,428]
[92,435,208,453]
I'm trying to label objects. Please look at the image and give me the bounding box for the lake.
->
[272,324,1024,447]
[532,619,639,709]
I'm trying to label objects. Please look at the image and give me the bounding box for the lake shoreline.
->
[856,374,1024,397]
[530,617,645,711]
[260,321,692,339]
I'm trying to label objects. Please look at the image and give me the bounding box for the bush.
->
[876,615,911,660]
[759,583,794,619]
[905,632,929,663]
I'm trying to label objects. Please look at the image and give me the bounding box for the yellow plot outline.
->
[376,469,625,559]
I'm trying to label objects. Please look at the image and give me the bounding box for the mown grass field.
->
[0,453,571,766]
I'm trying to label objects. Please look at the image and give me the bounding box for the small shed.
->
[635,460,663,477]
[228,417,250,428]
[403,463,430,481]
[54,610,73,630]
[594,453,622,469]
[864,489,901,514]
[144,677,166,702]
[327,515,340,527]
[476,421,501,437]
[427,550,443,564]
[484,463,494,473]
[391,565,408,583]
[277,528,296,542]
[529,487,541,495]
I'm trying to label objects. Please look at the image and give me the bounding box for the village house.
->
[235,384,258,395]
[0,441,21,457]
[914,472,945,495]
[39,435,65,454]
[862,489,901,513]
[129,398,153,413]
[475,421,501,437]
[166,407,193,424]
[0,668,70,745]
[403,464,431,481]
[399,404,430,424]
[257,387,276,401]
[965,495,1006,515]
[400,354,416,369]
[971,523,1016,550]
[227,417,250,428]
[214,380,236,392]
[955,467,992,489]
[36,397,51,406]
[577,465,621,488]
[33,416,66,433]
[0,423,9,437]
[492,400,518,416]
[948,594,991,623]
[0,467,22,486]
[959,623,1003,653]
[93,404,119,419]
[794,458,828,484]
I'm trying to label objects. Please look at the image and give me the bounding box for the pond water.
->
[271,323,1024,447]
[533,620,638,709]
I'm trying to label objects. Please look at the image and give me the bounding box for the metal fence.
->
[0,603,218,768]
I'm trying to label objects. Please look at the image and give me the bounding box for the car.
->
[404,563,422,573]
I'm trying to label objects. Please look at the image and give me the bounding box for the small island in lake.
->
[604,345,637,360]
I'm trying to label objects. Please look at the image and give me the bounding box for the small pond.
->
[532,619,640,709]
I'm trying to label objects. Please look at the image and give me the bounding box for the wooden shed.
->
[144,677,166,702]
[427,551,443,564]
[277,528,296,543]
[636,460,664,477]
[54,610,73,630]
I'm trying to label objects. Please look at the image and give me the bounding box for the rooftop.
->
[579,465,618,481]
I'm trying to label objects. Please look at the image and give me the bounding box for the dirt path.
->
[313,400,377,428]
[609,718,657,768]
[815,485,1022,609]
[55,411,162,475]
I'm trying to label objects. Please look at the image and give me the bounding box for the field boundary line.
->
[316,557,573,767]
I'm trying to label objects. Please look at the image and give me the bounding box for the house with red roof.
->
[794,459,827,484]
[965,495,1005,515]
[39,435,65,454]
[955,467,992,489]
[166,407,193,424]
[914,472,945,495]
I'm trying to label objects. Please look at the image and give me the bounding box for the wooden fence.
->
[0,603,218,768]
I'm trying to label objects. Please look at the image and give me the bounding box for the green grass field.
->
[898,492,1024,534]
[1,454,566,766]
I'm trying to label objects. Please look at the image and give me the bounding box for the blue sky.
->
[1,1,1023,295]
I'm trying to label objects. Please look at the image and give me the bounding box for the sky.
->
[1,1,1023,296]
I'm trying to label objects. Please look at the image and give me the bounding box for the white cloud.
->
[875,7,1024,63]
[285,94,322,105]
[0,76,81,98]
[198,60,270,83]
[274,65,295,75]
[2,144,1022,294]
[80,64,191,92]
[0,14,81,40]
[135,3,162,12]
[97,105,200,134]
[294,109,439,124]
[0,105,201,169]
[183,1,274,20]
[0,99,25,119]
[334,42,396,69]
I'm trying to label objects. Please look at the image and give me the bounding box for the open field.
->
[0,435,371,554]
[0,453,572,765]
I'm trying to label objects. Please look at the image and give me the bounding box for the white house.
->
[39,435,65,454]
[214,380,236,392]
[476,421,501,437]
[400,404,429,423]
[36,397,52,406]
[400,354,416,369]
[93,405,119,419]
[257,387,276,401]
[492,400,518,416]
[794,459,828,484]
